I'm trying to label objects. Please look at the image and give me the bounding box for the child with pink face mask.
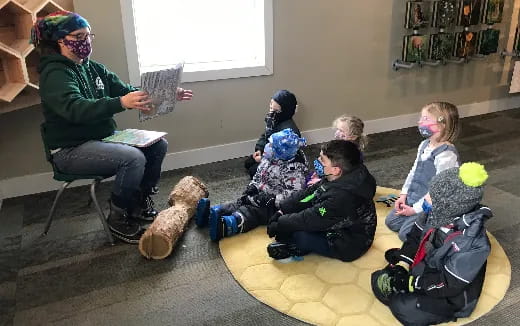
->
[307,115,367,186]
[385,102,460,241]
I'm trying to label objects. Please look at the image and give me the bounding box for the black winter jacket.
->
[276,164,377,261]
[255,118,300,153]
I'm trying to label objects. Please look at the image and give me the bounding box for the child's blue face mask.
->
[422,200,433,214]
[314,159,325,178]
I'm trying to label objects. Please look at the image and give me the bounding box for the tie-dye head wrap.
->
[30,11,90,46]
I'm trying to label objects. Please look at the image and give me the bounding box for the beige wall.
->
[0,0,518,179]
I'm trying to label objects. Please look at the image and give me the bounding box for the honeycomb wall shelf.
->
[0,0,72,113]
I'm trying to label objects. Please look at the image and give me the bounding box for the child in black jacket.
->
[244,90,301,178]
[266,140,377,262]
[371,163,491,326]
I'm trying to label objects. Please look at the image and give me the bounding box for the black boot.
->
[140,194,158,221]
[130,194,158,223]
[267,242,304,260]
[107,201,145,244]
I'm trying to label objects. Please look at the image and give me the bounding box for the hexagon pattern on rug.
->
[219,187,511,326]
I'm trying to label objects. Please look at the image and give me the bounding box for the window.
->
[120,0,273,85]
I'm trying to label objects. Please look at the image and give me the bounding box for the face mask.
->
[313,159,325,178]
[334,129,347,140]
[418,123,437,138]
[314,159,331,178]
[422,200,433,214]
[63,38,92,59]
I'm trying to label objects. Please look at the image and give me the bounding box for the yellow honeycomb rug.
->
[219,187,511,326]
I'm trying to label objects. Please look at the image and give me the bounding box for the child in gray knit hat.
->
[426,162,486,227]
[372,162,492,326]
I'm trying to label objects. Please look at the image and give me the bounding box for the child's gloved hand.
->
[269,210,283,224]
[384,248,402,265]
[245,184,259,196]
[267,221,278,238]
[372,264,412,303]
[392,265,414,293]
[252,192,275,209]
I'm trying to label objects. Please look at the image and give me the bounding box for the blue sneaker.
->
[195,198,210,227]
[209,205,223,241]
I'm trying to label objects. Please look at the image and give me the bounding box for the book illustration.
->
[429,33,456,60]
[483,0,504,25]
[405,1,430,29]
[478,29,500,55]
[102,129,167,148]
[432,1,457,28]
[403,34,429,62]
[139,62,184,122]
[458,0,483,26]
[454,31,477,58]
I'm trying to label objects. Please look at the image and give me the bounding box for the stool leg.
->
[90,179,115,244]
[43,182,71,235]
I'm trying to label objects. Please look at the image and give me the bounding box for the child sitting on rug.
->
[244,90,302,179]
[196,128,308,241]
[307,115,367,186]
[266,140,377,262]
[372,162,491,326]
[386,102,460,241]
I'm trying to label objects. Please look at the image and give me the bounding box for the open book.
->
[102,129,167,148]
[139,62,184,122]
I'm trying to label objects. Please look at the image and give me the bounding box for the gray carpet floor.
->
[1,109,519,325]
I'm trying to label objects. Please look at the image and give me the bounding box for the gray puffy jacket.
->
[398,206,492,317]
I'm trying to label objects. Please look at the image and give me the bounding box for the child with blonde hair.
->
[307,115,367,186]
[332,115,368,151]
[386,102,460,241]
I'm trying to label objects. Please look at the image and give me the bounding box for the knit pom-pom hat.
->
[427,162,488,227]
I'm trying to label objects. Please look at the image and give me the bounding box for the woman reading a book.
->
[31,11,193,244]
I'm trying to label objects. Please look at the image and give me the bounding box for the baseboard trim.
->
[1,97,518,199]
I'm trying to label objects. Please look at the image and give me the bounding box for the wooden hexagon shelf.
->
[33,0,63,18]
[0,0,34,56]
[0,47,26,102]
[0,0,70,106]
[24,49,39,88]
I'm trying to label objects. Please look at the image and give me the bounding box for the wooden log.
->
[139,176,208,259]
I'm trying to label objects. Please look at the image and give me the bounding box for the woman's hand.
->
[176,88,193,101]
[121,91,152,111]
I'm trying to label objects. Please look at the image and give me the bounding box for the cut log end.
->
[139,231,173,260]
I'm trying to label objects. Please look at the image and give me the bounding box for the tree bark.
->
[139,176,208,259]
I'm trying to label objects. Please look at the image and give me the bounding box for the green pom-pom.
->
[459,162,488,187]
